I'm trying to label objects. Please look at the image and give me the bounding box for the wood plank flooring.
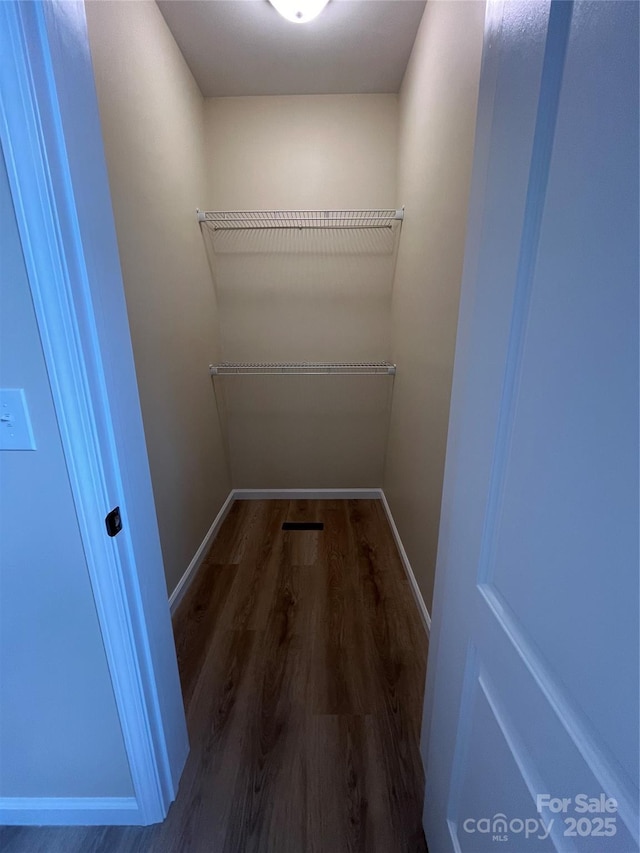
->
[0,499,428,853]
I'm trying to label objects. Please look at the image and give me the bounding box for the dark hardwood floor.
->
[1,499,429,852]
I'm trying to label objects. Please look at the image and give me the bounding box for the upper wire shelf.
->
[209,361,396,376]
[197,208,404,231]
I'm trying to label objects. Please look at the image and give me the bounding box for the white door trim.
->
[0,1,187,825]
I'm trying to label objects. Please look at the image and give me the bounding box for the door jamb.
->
[0,0,188,825]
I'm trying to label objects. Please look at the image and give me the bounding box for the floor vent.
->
[282,522,324,531]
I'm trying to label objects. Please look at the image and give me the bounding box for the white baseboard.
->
[169,491,235,614]
[232,488,381,500]
[379,491,431,636]
[0,796,141,826]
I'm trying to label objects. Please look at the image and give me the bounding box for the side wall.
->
[384,1,486,610]
[85,1,230,596]
[0,148,133,798]
[203,95,398,488]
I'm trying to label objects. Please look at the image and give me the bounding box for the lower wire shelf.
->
[209,361,396,376]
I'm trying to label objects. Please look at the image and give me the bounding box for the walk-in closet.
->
[84,2,483,846]
[2,1,638,848]
[84,0,485,609]
[2,0,486,848]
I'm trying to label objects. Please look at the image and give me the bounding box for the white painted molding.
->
[169,491,236,614]
[232,488,382,500]
[0,797,141,827]
[0,1,186,824]
[379,491,431,636]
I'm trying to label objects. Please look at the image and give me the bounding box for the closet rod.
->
[197,208,404,230]
[209,362,396,376]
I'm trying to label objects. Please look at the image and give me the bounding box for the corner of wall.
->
[384,0,486,612]
[85,0,231,599]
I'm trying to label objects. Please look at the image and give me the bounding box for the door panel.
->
[453,658,557,852]
[422,2,639,851]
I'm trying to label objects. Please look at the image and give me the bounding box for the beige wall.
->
[203,95,399,487]
[84,1,484,586]
[384,1,485,610]
[204,95,397,210]
[86,1,230,596]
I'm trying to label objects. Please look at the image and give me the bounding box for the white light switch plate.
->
[0,388,36,450]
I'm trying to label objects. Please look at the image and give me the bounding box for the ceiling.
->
[157,0,427,97]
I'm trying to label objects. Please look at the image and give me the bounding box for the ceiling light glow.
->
[268,0,330,24]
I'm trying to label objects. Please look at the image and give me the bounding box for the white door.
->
[422,2,639,851]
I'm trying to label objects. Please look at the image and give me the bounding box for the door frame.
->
[0,0,188,825]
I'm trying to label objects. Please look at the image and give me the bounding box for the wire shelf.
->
[197,208,404,230]
[209,361,396,376]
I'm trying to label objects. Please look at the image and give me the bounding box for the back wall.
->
[203,95,399,488]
